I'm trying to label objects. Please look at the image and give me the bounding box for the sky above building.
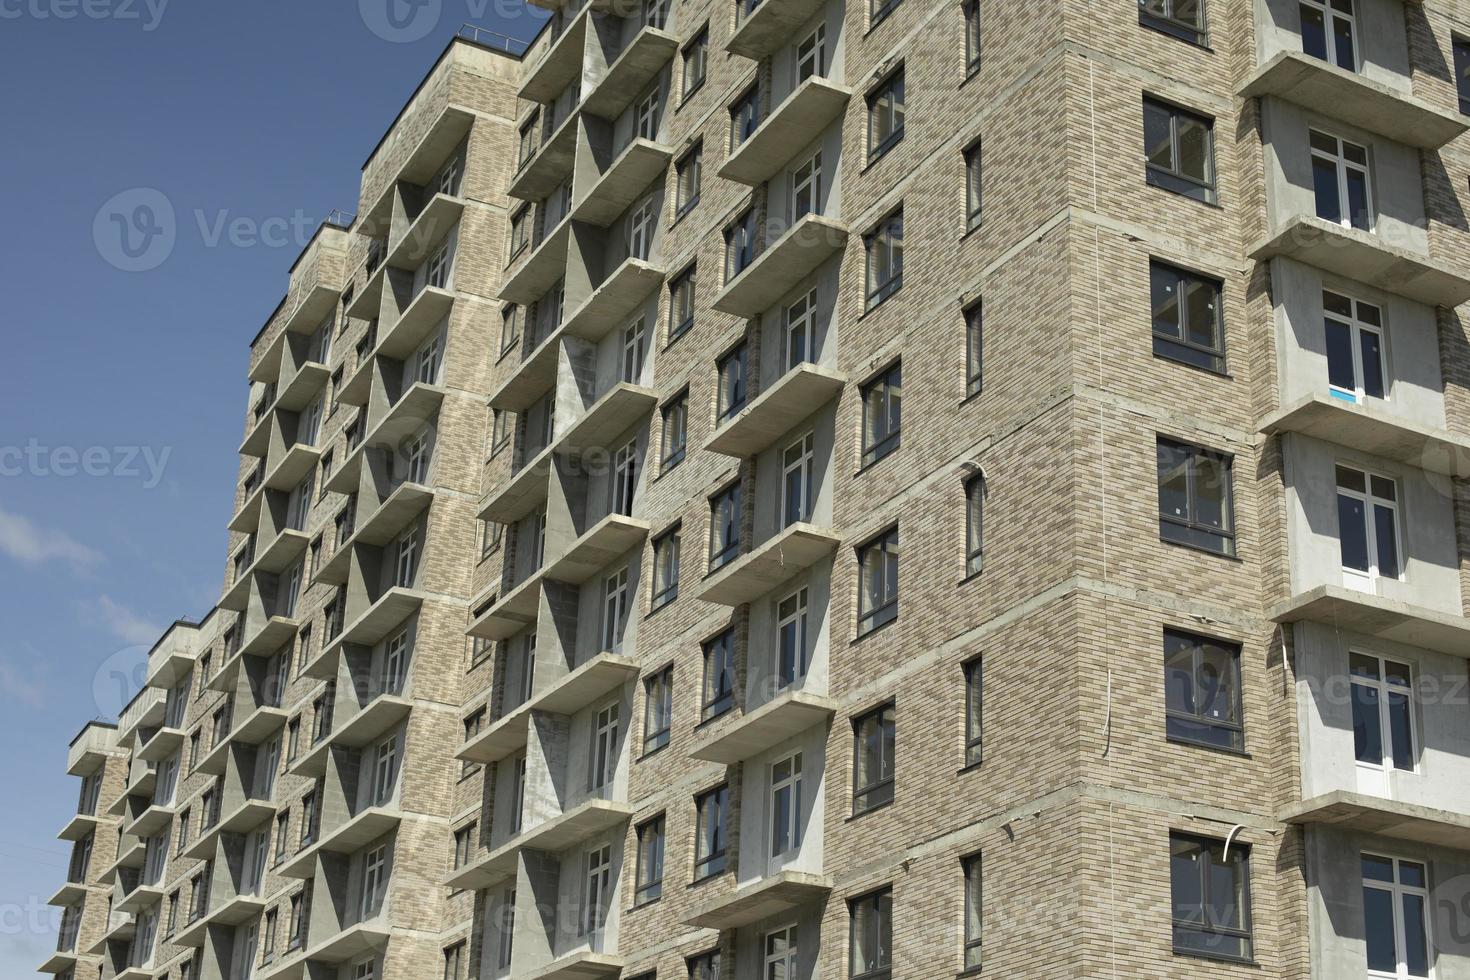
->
[0,2,545,971]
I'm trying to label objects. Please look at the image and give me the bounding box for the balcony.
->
[712,214,849,319]
[123,802,175,838]
[325,381,445,497]
[113,769,156,814]
[1261,394,1470,478]
[66,723,114,776]
[561,259,667,343]
[377,286,455,360]
[118,687,167,745]
[386,195,465,271]
[526,951,624,980]
[38,952,79,975]
[297,922,393,967]
[509,109,581,203]
[569,139,673,227]
[685,870,833,930]
[136,726,186,763]
[144,620,199,688]
[698,523,841,606]
[689,689,837,765]
[279,807,402,879]
[239,409,274,459]
[467,572,545,641]
[345,256,387,321]
[719,77,852,187]
[1270,585,1470,658]
[443,798,633,891]
[48,881,90,906]
[99,838,146,884]
[328,694,412,752]
[519,7,588,104]
[1250,215,1470,309]
[184,797,276,860]
[705,364,845,457]
[500,219,573,305]
[556,382,658,458]
[1281,790,1470,849]
[338,352,376,409]
[221,529,310,611]
[530,653,639,716]
[1240,52,1468,151]
[478,447,554,524]
[727,0,829,60]
[582,27,678,120]
[457,699,533,765]
[360,101,476,235]
[275,363,330,415]
[543,515,650,585]
[56,812,104,842]
[115,882,165,915]
[307,588,428,680]
[194,706,288,774]
[488,326,564,413]
[317,481,435,585]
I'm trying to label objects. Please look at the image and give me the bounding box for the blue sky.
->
[0,2,544,971]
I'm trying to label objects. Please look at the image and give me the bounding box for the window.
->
[765,925,798,979]
[634,815,665,905]
[716,343,748,422]
[394,527,419,587]
[962,853,985,970]
[372,734,398,804]
[610,440,638,517]
[858,527,900,635]
[1311,129,1372,231]
[452,824,474,870]
[517,113,538,169]
[425,241,450,290]
[361,844,387,919]
[669,264,697,343]
[1150,260,1225,373]
[864,210,904,310]
[694,784,728,880]
[682,28,708,100]
[770,752,803,856]
[1170,834,1253,962]
[1300,0,1356,71]
[781,433,815,528]
[643,667,673,753]
[861,362,902,466]
[1337,465,1401,584]
[867,68,905,163]
[730,84,761,149]
[261,908,277,964]
[784,288,817,371]
[500,304,521,355]
[583,843,613,936]
[300,789,318,846]
[1363,854,1430,979]
[629,194,657,261]
[708,483,742,570]
[1139,0,1207,45]
[651,527,681,611]
[591,702,619,791]
[965,475,985,577]
[661,393,688,472]
[642,0,667,28]
[1156,437,1236,557]
[177,808,191,854]
[285,716,301,763]
[274,812,289,864]
[701,629,735,721]
[621,318,647,386]
[496,888,516,969]
[480,520,502,559]
[462,709,485,773]
[1455,37,1470,115]
[963,0,981,76]
[511,756,527,833]
[1144,97,1216,204]
[287,890,306,950]
[676,143,703,218]
[964,657,983,767]
[1352,653,1416,774]
[688,950,721,980]
[491,409,512,456]
[442,942,465,980]
[413,333,442,385]
[852,703,896,814]
[601,567,630,653]
[796,23,827,81]
[725,209,758,282]
[1164,629,1244,752]
[964,140,983,231]
[792,150,822,223]
[849,888,893,980]
[1324,291,1384,403]
[777,588,809,689]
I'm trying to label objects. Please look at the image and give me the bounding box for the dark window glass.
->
[1144,98,1217,204]
[1156,437,1236,556]
[1170,834,1253,962]
[1163,629,1244,752]
[1150,261,1225,373]
[1138,0,1207,45]
[862,362,903,465]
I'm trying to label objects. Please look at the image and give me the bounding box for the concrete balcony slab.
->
[1240,52,1468,150]
[338,354,374,408]
[583,28,679,120]
[48,881,90,906]
[313,589,428,674]
[279,807,402,879]
[301,922,392,965]
[329,695,412,749]
[705,364,845,457]
[569,139,673,228]
[1251,215,1470,309]
[282,282,341,337]
[509,109,580,203]
[712,215,849,319]
[123,802,175,838]
[136,727,186,764]
[116,883,165,915]
[220,529,309,611]
[489,326,565,413]
[56,812,104,842]
[229,484,267,534]
[38,951,79,975]
[519,8,589,104]
[689,689,837,765]
[531,653,639,717]
[526,951,625,980]
[1281,790,1470,849]
[345,260,387,320]
[457,701,533,765]
[1270,585,1470,658]
[186,798,275,860]
[684,870,832,930]
[275,363,330,413]
[317,483,435,586]
[377,288,455,361]
[697,523,841,607]
[719,77,852,187]
[386,195,465,271]
[500,219,573,305]
[727,0,828,60]
[467,571,544,641]
[557,383,659,458]
[239,412,274,458]
[543,515,650,586]
[562,259,667,343]
[447,797,635,891]
[1262,393,1470,478]
[478,446,554,525]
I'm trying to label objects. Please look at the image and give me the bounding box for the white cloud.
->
[88,595,159,646]
[0,503,103,572]
[0,657,46,708]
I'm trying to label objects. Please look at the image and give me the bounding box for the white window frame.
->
[584,842,613,937]
[796,23,826,83]
[425,241,451,290]
[394,526,419,588]
[634,86,660,142]
[1324,290,1386,404]
[602,566,630,653]
[764,923,799,980]
[413,332,443,386]
[591,700,620,792]
[1336,464,1402,590]
[384,630,408,696]
[791,150,823,224]
[1352,653,1418,778]
[769,751,803,859]
[777,588,810,689]
[621,317,647,383]
[1311,129,1373,232]
[781,433,815,528]
[511,755,527,833]
[785,288,817,372]
[1301,0,1358,71]
[1362,853,1431,980]
[361,844,387,920]
[629,194,657,261]
[372,734,398,805]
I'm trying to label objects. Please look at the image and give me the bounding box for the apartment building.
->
[40,0,1470,977]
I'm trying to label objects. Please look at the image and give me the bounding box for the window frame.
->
[866,67,906,164]
[861,361,903,467]
[669,263,697,344]
[1310,128,1374,232]
[1335,463,1402,584]
[682,26,709,102]
[848,886,894,980]
[642,666,673,754]
[1143,97,1218,205]
[633,814,666,906]
[708,481,743,571]
[851,702,896,816]
[863,209,905,311]
[1156,437,1237,558]
[1170,832,1254,963]
[963,0,982,77]
[964,474,985,577]
[964,139,983,231]
[1361,852,1432,979]
[675,142,703,219]
[693,784,729,881]
[857,526,900,635]
[661,391,688,472]
[1138,0,1208,46]
[962,852,983,971]
[1300,0,1358,71]
[1163,628,1245,754]
[1454,36,1470,116]
[701,629,736,721]
[651,525,682,612]
[1351,653,1418,775]
[1149,259,1227,374]
[1323,289,1386,404]
[963,657,983,768]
